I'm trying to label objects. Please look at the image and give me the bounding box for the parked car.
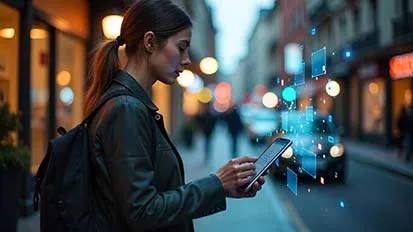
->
[239,104,279,145]
[271,112,347,183]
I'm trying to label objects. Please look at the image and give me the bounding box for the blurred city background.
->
[0,0,413,231]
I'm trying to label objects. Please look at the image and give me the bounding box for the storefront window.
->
[56,32,85,131]
[30,22,49,174]
[0,2,19,113]
[362,78,385,134]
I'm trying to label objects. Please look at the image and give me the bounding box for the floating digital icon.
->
[311,47,327,78]
[287,167,298,196]
[302,148,317,179]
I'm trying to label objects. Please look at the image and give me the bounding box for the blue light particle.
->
[345,51,351,58]
[282,87,297,102]
[311,28,317,36]
[328,115,333,123]
[339,201,345,208]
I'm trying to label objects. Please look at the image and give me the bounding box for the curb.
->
[348,153,413,180]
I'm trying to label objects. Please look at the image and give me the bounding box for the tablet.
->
[241,137,292,192]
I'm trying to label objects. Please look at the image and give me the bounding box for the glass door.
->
[30,21,49,174]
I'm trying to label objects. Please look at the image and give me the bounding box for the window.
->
[56,32,86,132]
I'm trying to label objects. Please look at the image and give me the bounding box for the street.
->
[273,160,413,232]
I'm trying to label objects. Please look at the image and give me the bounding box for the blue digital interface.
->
[281,111,289,130]
[311,47,326,78]
[301,148,317,179]
[287,167,298,196]
[294,62,305,86]
[305,106,314,122]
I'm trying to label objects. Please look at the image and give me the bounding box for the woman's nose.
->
[181,56,191,66]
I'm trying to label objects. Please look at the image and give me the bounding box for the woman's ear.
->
[143,31,157,53]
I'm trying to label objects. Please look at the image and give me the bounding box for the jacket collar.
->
[114,70,159,112]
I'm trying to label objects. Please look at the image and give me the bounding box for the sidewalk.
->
[18,125,297,232]
[343,138,413,179]
[177,125,296,232]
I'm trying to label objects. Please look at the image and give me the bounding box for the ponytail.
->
[83,40,121,116]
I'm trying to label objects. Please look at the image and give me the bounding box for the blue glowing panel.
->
[305,106,314,122]
[287,167,298,196]
[311,47,327,78]
[302,148,317,179]
[281,111,289,130]
[294,62,305,86]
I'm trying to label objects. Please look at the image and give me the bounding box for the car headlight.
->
[330,144,344,158]
[282,147,293,159]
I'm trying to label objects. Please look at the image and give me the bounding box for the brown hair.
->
[84,0,192,115]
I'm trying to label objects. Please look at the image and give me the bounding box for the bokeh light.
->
[282,87,297,102]
[326,80,340,97]
[197,87,213,103]
[368,82,379,95]
[262,92,279,108]
[284,43,303,75]
[187,74,204,93]
[57,71,71,86]
[199,57,219,75]
[102,15,123,39]
[60,87,74,106]
[177,69,195,87]
[214,82,232,104]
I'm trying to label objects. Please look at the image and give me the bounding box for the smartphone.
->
[240,137,292,192]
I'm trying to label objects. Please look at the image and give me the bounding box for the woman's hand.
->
[215,156,268,198]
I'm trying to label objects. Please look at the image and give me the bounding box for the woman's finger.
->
[235,156,257,164]
[236,162,256,172]
[257,176,265,185]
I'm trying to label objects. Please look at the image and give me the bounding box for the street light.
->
[102,15,123,40]
[200,57,219,75]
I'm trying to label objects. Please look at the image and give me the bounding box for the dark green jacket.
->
[88,71,226,232]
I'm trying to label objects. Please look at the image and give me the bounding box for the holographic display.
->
[311,47,326,78]
[287,167,298,195]
[301,147,317,179]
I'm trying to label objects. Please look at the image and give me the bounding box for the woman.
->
[85,0,266,231]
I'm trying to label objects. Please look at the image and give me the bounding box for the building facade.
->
[306,0,413,145]
[0,0,216,215]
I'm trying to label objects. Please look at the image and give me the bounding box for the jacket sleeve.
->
[98,98,226,231]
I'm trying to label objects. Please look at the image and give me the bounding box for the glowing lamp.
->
[102,15,123,40]
[0,28,15,39]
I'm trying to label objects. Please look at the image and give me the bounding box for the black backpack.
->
[33,88,150,231]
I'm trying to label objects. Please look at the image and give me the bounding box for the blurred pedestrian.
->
[195,104,217,163]
[397,89,413,162]
[223,104,244,158]
[81,1,267,231]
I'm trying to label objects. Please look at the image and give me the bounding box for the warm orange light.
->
[102,15,123,40]
[214,82,232,104]
[368,82,379,95]
[390,53,413,79]
[57,71,71,86]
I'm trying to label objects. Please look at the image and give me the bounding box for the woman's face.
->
[149,27,192,85]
